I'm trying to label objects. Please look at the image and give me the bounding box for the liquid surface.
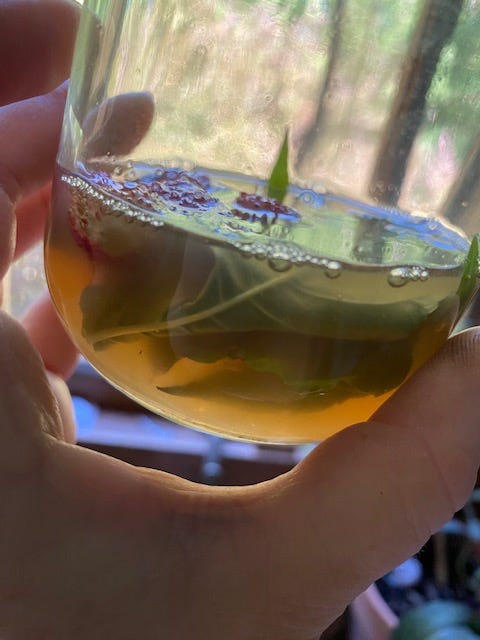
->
[46,162,471,442]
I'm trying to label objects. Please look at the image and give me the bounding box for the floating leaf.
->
[267,129,289,203]
[457,235,479,315]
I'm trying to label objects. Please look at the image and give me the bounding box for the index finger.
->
[0,83,68,278]
[0,0,79,106]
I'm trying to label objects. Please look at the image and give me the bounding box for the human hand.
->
[2,2,480,639]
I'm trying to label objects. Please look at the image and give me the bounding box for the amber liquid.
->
[46,163,469,443]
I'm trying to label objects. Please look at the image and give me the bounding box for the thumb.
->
[0,311,63,477]
[255,328,480,631]
[45,371,76,444]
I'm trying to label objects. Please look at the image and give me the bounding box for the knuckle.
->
[411,429,477,534]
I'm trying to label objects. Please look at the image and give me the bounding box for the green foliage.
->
[425,2,480,157]
[278,0,308,21]
[425,629,480,639]
[457,235,479,315]
[267,130,289,203]
[391,601,473,640]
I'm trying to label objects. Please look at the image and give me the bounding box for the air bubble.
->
[387,265,430,287]
[325,261,342,278]
[300,190,315,205]
[409,266,430,282]
[388,267,410,287]
[268,258,292,272]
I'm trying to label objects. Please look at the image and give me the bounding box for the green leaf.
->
[79,218,199,343]
[286,0,307,21]
[267,129,289,203]
[457,235,479,314]
[425,628,479,639]
[391,601,472,640]
[244,340,412,398]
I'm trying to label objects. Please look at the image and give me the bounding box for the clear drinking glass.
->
[46,0,480,443]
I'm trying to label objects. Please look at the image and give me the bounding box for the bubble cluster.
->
[62,173,165,251]
[75,166,219,217]
[231,238,346,277]
[388,266,429,287]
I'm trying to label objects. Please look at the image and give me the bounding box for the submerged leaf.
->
[267,130,289,203]
[457,235,479,314]
[161,248,430,342]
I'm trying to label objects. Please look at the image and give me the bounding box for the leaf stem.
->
[87,270,293,344]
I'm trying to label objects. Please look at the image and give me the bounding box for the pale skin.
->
[1,1,480,638]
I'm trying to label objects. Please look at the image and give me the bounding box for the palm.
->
[0,379,298,640]
[0,426,227,639]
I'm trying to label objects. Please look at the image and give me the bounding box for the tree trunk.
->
[369,0,463,206]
